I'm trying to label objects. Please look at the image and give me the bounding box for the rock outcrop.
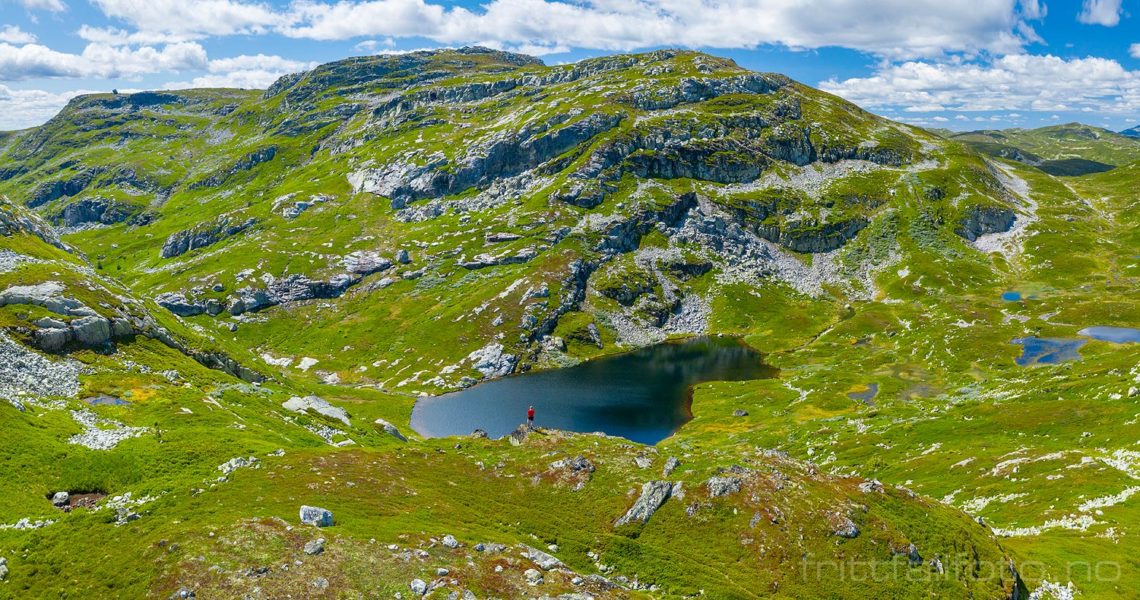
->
[706,476,743,497]
[27,170,98,208]
[466,342,517,378]
[0,281,128,351]
[0,197,68,250]
[956,204,1016,241]
[615,481,675,526]
[53,198,137,228]
[522,545,564,570]
[228,273,358,315]
[351,112,622,207]
[755,217,870,253]
[161,215,257,258]
[374,418,407,441]
[283,396,351,426]
[188,146,277,190]
[458,247,538,270]
[155,292,224,317]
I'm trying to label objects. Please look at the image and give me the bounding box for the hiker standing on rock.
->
[527,405,535,426]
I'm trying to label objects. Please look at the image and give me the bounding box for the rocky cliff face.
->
[52,198,139,228]
[956,205,1016,241]
[161,215,258,258]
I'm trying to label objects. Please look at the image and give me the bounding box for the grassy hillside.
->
[0,48,1136,598]
[947,123,1140,175]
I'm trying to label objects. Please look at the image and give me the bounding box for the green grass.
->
[0,48,1135,599]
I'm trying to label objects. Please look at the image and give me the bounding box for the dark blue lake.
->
[1012,337,1087,366]
[1079,326,1140,344]
[410,336,776,444]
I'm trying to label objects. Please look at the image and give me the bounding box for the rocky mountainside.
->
[0,47,1025,390]
[0,48,1137,598]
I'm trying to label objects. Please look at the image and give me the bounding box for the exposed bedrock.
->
[955,205,1016,241]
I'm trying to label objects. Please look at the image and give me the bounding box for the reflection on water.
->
[1079,326,1140,344]
[848,383,879,405]
[83,395,131,406]
[411,336,777,444]
[1012,337,1087,366]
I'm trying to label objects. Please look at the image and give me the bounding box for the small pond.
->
[847,383,879,406]
[1001,291,1023,302]
[410,336,777,444]
[1079,326,1140,344]
[1012,337,1087,366]
[83,395,130,406]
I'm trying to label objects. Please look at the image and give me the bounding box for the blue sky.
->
[1,0,1138,132]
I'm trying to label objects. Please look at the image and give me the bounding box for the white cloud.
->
[353,39,395,53]
[76,25,201,46]
[932,116,949,122]
[1131,43,1140,59]
[206,54,312,74]
[90,0,285,38]
[162,53,314,90]
[1078,0,1123,26]
[14,0,66,12]
[164,70,292,90]
[295,0,1045,58]
[820,54,1140,116]
[0,42,208,81]
[84,0,1048,60]
[1019,0,1047,19]
[0,26,36,44]
[0,84,90,130]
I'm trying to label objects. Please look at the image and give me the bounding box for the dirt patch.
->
[46,491,107,512]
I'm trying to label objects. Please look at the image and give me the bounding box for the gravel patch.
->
[0,333,83,408]
[68,408,149,450]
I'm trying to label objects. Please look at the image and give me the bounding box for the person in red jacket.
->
[527,405,535,425]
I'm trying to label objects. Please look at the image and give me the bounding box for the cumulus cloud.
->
[283,0,1048,58]
[84,0,1047,59]
[1131,43,1140,59]
[0,26,37,44]
[89,0,285,38]
[0,42,208,81]
[206,54,312,74]
[0,84,90,130]
[76,25,202,46]
[821,54,1140,115]
[13,0,66,11]
[163,70,290,90]
[161,53,315,90]
[1078,0,1123,26]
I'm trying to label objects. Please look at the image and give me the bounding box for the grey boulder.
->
[374,418,407,442]
[299,505,334,527]
[283,396,351,426]
[304,538,325,555]
[615,481,674,526]
[706,476,743,498]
